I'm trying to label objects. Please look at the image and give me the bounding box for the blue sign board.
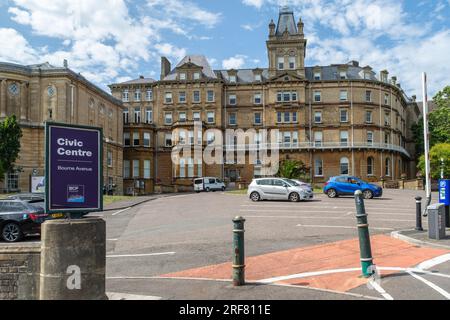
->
[45,122,103,213]
[439,179,450,206]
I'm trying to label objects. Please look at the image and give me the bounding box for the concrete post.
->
[39,217,106,300]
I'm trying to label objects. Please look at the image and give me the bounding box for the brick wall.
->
[0,244,41,300]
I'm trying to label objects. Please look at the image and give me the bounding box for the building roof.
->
[115,77,156,85]
[163,55,217,80]
[275,6,298,36]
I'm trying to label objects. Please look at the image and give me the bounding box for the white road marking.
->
[112,207,132,216]
[243,215,415,223]
[106,252,176,258]
[296,224,394,231]
[406,271,450,299]
[107,239,119,241]
[416,253,450,270]
[368,279,394,300]
[240,204,414,211]
[239,209,414,217]
[257,268,361,284]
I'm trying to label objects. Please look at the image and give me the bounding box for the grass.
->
[103,195,134,206]
[226,189,248,195]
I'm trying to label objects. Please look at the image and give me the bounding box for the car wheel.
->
[289,192,300,202]
[2,222,23,242]
[327,189,338,198]
[206,187,210,192]
[363,190,374,199]
[222,186,226,192]
[250,192,260,202]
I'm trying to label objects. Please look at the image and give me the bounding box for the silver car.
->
[247,178,314,202]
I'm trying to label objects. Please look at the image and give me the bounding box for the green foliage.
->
[276,159,309,179]
[418,143,450,179]
[0,115,23,181]
[412,86,450,156]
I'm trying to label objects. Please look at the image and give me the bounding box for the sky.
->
[0,0,449,97]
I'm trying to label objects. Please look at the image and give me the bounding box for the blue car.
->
[323,176,383,199]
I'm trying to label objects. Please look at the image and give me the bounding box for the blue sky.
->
[0,0,449,97]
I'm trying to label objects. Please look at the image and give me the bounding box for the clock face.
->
[8,83,19,96]
[47,86,55,97]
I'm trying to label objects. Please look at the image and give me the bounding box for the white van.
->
[194,177,226,193]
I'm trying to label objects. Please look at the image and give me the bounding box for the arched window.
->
[340,157,349,175]
[367,157,374,176]
[385,158,391,177]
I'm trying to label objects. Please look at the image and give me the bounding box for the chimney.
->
[139,75,144,79]
[269,19,275,36]
[412,95,417,102]
[348,60,359,67]
[380,70,389,83]
[160,57,171,80]
[391,76,397,85]
[63,59,68,68]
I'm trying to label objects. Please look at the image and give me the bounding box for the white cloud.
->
[0,28,39,63]
[154,43,187,62]
[222,55,247,69]
[242,0,265,9]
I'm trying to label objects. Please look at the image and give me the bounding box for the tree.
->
[0,115,23,181]
[417,143,450,179]
[276,159,309,179]
[412,86,450,156]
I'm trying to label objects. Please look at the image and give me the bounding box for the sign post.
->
[45,122,103,217]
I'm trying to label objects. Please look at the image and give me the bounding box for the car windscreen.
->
[194,179,203,184]
[283,179,299,186]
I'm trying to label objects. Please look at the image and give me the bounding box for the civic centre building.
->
[109,7,421,195]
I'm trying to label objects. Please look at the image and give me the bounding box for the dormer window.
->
[277,57,284,70]
[289,57,296,69]
[179,73,186,80]
[229,75,237,83]
[314,72,321,80]
[193,72,200,80]
[339,71,347,79]
[255,74,262,82]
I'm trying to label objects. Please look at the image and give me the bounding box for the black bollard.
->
[415,196,423,231]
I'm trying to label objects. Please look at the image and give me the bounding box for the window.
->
[133,132,139,146]
[123,160,130,178]
[340,131,349,146]
[254,93,262,104]
[384,112,390,126]
[207,90,215,102]
[179,158,186,178]
[255,74,262,82]
[179,130,186,145]
[277,112,282,123]
[123,132,130,146]
[145,107,152,124]
[340,157,349,175]
[179,112,186,123]
[107,151,113,167]
[367,131,373,145]
[366,111,373,123]
[289,56,295,69]
[314,91,321,102]
[165,133,172,147]
[144,160,151,179]
[254,112,262,125]
[284,112,290,123]
[179,91,186,103]
[197,130,203,145]
[229,94,237,105]
[165,92,173,104]
[207,132,215,145]
[187,158,194,177]
[340,90,348,101]
[292,112,298,123]
[122,90,129,102]
[283,132,291,147]
[277,92,283,102]
[339,71,347,79]
[6,172,19,191]
[340,109,348,122]
[193,72,200,80]
[188,131,194,145]
[193,111,201,121]
[314,72,321,80]
[207,111,215,123]
[292,92,298,101]
[292,131,298,146]
[314,111,322,123]
[193,90,200,103]
[384,93,389,105]
[365,90,372,102]
[283,92,290,102]
[277,57,284,70]
[197,159,202,177]
[179,73,186,80]
[229,75,236,83]
[315,159,323,176]
[134,89,141,102]
[367,157,374,176]
[123,108,129,124]
[314,131,323,147]
[164,112,172,125]
[385,158,391,176]
[134,107,141,123]
[133,160,140,178]
[146,89,153,101]
[143,132,151,147]
[229,113,237,125]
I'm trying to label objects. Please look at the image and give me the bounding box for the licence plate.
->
[51,213,64,219]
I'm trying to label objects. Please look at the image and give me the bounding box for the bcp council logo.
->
[67,185,85,203]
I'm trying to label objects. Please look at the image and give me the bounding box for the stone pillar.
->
[39,218,106,300]
[20,82,28,121]
[0,79,6,118]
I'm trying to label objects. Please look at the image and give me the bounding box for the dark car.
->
[0,200,48,242]
[323,176,383,199]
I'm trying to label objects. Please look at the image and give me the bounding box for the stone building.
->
[0,62,124,194]
[110,7,421,194]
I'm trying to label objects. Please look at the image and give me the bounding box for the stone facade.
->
[0,62,124,195]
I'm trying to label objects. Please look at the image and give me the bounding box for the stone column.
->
[0,79,6,118]
[39,217,107,300]
[20,82,28,121]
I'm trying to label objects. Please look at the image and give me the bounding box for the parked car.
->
[194,177,226,192]
[248,178,314,202]
[290,179,313,191]
[323,176,383,199]
[7,193,44,202]
[0,199,48,242]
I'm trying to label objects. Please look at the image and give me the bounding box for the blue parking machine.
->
[439,179,450,228]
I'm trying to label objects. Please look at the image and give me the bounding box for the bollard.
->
[354,190,374,278]
[415,196,423,231]
[232,216,245,286]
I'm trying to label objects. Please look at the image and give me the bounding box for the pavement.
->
[392,229,450,249]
